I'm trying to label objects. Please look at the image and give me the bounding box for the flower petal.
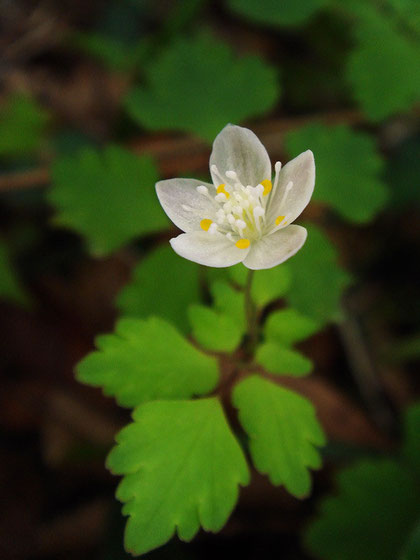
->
[210,124,271,188]
[170,231,250,268]
[267,150,315,226]
[156,178,216,232]
[243,225,307,270]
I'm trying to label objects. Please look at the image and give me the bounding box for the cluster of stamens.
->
[183,161,294,249]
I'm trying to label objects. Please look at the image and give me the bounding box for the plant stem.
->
[244,269,257,353]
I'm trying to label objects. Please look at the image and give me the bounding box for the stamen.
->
[200,219,213,231]
[215,193,228,203]
[260,179,272,196]
[275,215,285,226]
[196,185,208,195]
[235,238,250,249]
[208,223,218,234]
[216,184,230,199]
[226,170,238,180]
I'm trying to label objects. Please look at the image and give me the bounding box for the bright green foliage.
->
[229,263,292,307]
[116,245,200,332]
[346,7,420,122]
[0,94,48,158]
[305,460,420,560]
[227,0,328,27]
[76,317,219,407]
[125,33,279,142]
[210,280,246,331]
[402,403,420,472]
[48,146,167,256]
[286,224,351,324]
[256,342,312,376]
[188,304,243,353]
[233,375,325,497]
[286,124,388,223]
[107,398,249,555]
[264,308,320,346]
[0,242,29,306]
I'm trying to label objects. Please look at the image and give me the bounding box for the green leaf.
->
[0,241,29,306]
[107,398,249,555]
[227,0,328,27]
[305,459,420,560]
[402,403,420,472]
[48,145,167,256]
[286,224,351,324]
[286,123,388,223]
[116,245,200,332]
[76,317,219,407]
[346,8,420,121]
[233,375,325,497]
[256,341,312,376]
[210,280,246,331]
[0,94,48,158]
[264,308,320,346]
[229,264,292,307]
[125,33,279,142]
[188,304,243,353]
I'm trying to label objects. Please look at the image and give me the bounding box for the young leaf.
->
[107,398,250,555]
[229,263,292,307]
[233,375,325,497]
[0,94,48,158]
[256,342,313,376]
[346,7,420,122]
[188,304,243,353]
[401,521,420,560]
[125,33,279,142]
[48,146,167,256]
[76,317,219,407]
[305,460,420,560]
[264,308,320,346]
[116,245,200,332]
[286,124,388,223]
[286,224,351,324]
[227,0,328,27]
[210,280,246,331]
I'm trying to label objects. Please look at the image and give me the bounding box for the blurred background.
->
[0,0,419,559]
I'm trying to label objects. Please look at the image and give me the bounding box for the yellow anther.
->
[235,238,250,249]
[200,219,213,231]
[261,179,272,196]
[217,184,230,199]
[275,215,286,226]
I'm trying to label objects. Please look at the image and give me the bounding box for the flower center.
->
[188,160,291,247]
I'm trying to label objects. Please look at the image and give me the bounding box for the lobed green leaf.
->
[233,375,325,497]
[286,123,388,223]
[48,145,167,256]
[125,33,279,142]
[76,317,219,407]
[107,398,249,555]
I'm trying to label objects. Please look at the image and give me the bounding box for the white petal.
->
[210,124,271,188]
[170,231,249,268]
[267,150,315,225]
[156,178,216,232]
[243,225,307,270]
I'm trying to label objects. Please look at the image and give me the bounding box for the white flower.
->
[156,124,315,269]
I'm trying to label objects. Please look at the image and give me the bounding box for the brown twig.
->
[0,109,363,193]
